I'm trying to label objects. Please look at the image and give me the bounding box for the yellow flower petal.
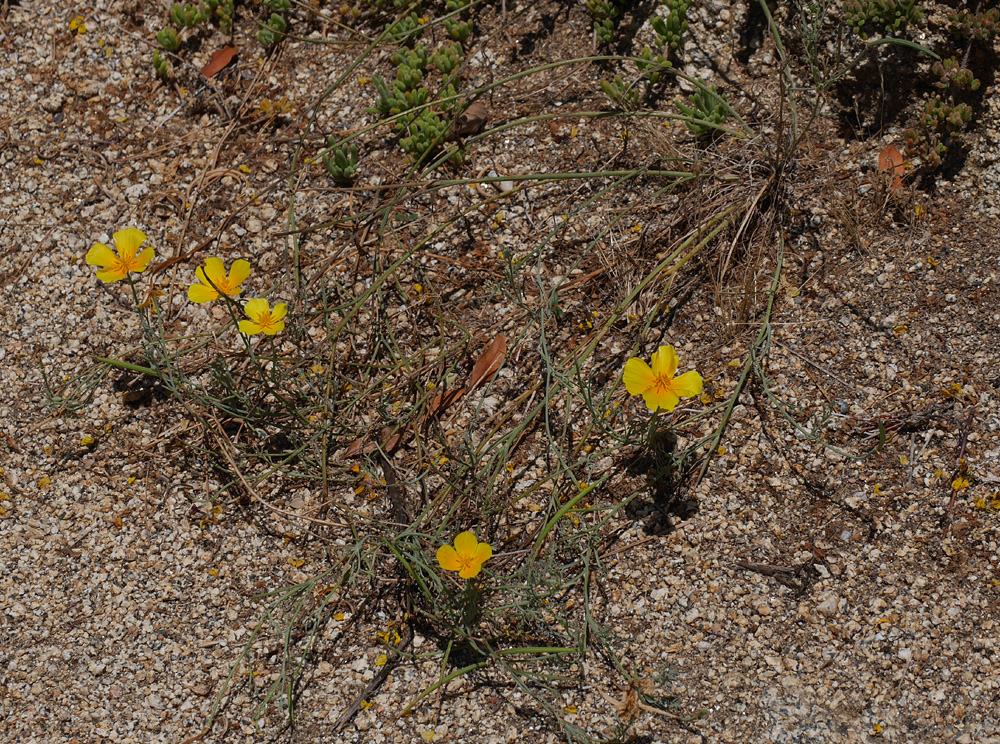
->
[96,265,128,282]
[202,257,228,287]
[436,544,461,572]
[625,345,702,412]
[643,387,680,413]
[228,259,252,288]
[438,531,492,578]
[623,358,655,396]
[191,257,249,300]
[244,298,269,319]
[113,227,147,262]
[459,562,483,579]
[471,541,492,565]
[194,265,213,285]
[270,302,288,322]
[240,299,286,335]
[671,370,703,398]
[239,319,262,335]
[453,531,478,556]
[88,229,152,280]
[188,282,219,304]
[131,246,154,273]
[85,242,118,267]
[262,319,285,336]
[650,345,679,379]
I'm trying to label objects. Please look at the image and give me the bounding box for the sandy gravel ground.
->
[3,2,1000,743]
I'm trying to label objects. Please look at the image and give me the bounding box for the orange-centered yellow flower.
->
[436,531,492,579]
[623,344,703,413]
[239,298,287,336]
[85,228,154,282]
[188,257,251,303]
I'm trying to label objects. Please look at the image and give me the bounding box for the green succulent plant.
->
[932,58,980,92]
[170,2,208,28]
[600,75,639,111]
[258,12,287,49]
[371,76,429,117]
[323,140,360,182]
[676,84,729,137]
[919,98,972,129]
[156,27,180,51]
[844,0,922,38]
[152,50,173,79]
[949,7,1000,41]
[637,46,671,85]
[652,0,693,51]
[588,0,619,43]
[433,42,463,76]
[444,17,472,42]
[391,45,428,70]
[205,0,234,32]
[387,12,424,44]
[400,108,450,161]
[395,64,424,91]
[439,81,461,112]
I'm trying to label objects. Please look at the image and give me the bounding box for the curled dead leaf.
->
[428,387,466,416]
[877,144,905,191]
[470,334,506,390]
[344,436,377,459]
[341,337,504,462]
[138,288,165,310]
[450,100,487,139]
[201,45,238,78]
[381,425,406,453]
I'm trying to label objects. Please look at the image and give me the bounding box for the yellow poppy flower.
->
[623,345,703,413]
[188,257,251,303]
[239,298,287,336]
[85,228,154,282]
[436,531,492,579]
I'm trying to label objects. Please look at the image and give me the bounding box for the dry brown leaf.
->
[138,288,165,310]
[381,425,406,453]
[428,387,466,416]
[877,144,905,191]
[342,340,500,461]
[547,119,563,142]
[469,334,506,390]
[344,436,376,459]
[451,100,487,139]
[383,388,467,453]
[201,45,238,78]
